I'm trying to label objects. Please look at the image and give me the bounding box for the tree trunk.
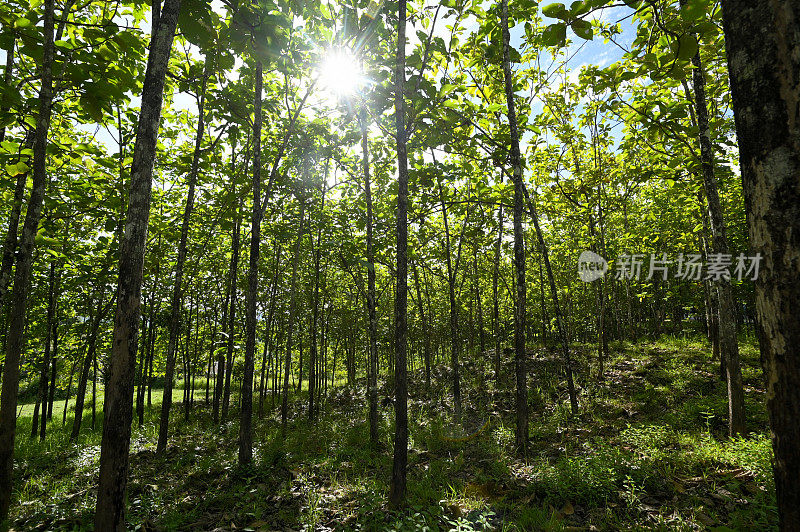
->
[492,174,505,386]
[33,263,57,439]
[63,358,77,425]
[309,186,326,420]
[239,60,263,465]
[157,56,208,452]
[260,247,281,416]
[281,201,306,438]
[721,2,800,527]
[411,260,430,390]
[500,0,529,454]
[222,196,243,422]
[359,108,380,445]
[389,0,409,506]
[437,173,462,418]
[0,0,56,518]
[685,28,745,436]
[94,0,181,526]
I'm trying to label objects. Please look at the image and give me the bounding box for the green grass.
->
[8,335,778,530]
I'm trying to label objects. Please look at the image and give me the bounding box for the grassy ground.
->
[9,335,777,530]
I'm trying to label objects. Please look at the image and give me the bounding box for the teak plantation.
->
[0,0,798,529]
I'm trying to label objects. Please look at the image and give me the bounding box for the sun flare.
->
[319,48,363,97]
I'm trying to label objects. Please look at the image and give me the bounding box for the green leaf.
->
[571,19,593,40]
[54,39,75,50]
[676,34,698,61]
[5,161,29,176]
[570,0,591,17]
[14,18,32,29]
[80,93,104,123]
[680,0,709,22]
[541,23,567,47]
[542,3,568,19]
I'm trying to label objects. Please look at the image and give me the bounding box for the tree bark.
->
[682,15,746,437]
[493,193,504,386]
[239,60,263,465]
[94,0,181,526]
[0,0,56,517]
[389,0,409,506]
[721,2,800,528]
[500,0,530,454]
[436,173,462,418]
[32,263,57,440]
[360,108,380,446]
[157,56,208,452]
[281,201,306,438]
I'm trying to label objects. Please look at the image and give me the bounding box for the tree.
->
[94,0,182,526]
[500,0,529,454]
[388,0,409,507]
[0,0,57,518]
[158,53,211,453]
[720,1,800,528]
[239,59,263,465]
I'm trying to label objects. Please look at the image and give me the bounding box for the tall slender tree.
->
[239,60,263,465]
[0,0,57,518]
[389,0,409,506]
[94,0,182,527]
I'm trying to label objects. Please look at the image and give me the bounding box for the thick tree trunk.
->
[0,0,56,518]
[239,60,263,465]
[721,2,800,528]
[157,57,208,452]
[389,0,409,506]
[94,0,181,526]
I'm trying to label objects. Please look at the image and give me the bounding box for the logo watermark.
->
[577,250,609,282]
[577,252,762,282]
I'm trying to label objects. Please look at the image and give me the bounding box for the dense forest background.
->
[0,0,797,529]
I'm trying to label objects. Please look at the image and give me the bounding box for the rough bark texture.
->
[721,2,800,528]
[239,60,263,465]
[94,0,181,527]
[0,170,26,321]
[389,0,409,507]
[0,0,55,518]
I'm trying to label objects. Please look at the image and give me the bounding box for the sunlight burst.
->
[319,48,363,97]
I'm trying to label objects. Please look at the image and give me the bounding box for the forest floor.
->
[9,334,777,531]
